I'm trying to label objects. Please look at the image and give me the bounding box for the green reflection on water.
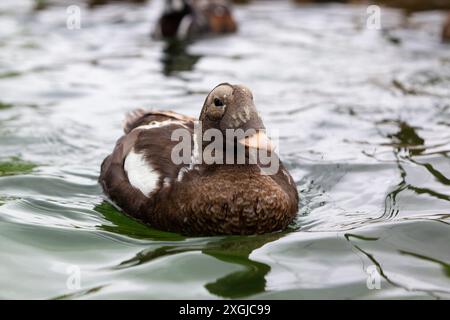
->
[379,120,450,220]
[346,228,450,299]
[0,196,19,206]
[95,201,282,298]
[0,71,21,79]
[52,285,106,300]
[94,201,185,241]
[203,233,283,298]
[0,101,14,110]
[399,251,450,279]
[0,157,37,176]
[387,121,425,156]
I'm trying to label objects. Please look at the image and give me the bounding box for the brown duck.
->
[153,0,237,39]
[443,12,450,43]
[99,84,298,235]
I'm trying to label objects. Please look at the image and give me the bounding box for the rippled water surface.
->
[1,0,450,299]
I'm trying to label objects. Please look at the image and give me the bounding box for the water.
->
[0,0,449,299]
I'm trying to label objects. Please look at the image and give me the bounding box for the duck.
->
[443,12,450,43]
[99,83,299,235]
[153,0,237,39]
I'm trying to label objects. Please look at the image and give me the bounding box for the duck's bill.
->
[238,131,274,151]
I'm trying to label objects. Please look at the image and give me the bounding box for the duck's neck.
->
[192,120,252,167]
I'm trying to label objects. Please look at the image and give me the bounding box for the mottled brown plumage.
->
[99,83,299,235]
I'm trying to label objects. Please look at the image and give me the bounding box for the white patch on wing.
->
[134,119,188,131]
[124,149,160,197]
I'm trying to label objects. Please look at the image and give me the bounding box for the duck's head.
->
[203,1,237,34]
[199,83,273,151]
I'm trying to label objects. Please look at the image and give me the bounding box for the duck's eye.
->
[214,98,224,107]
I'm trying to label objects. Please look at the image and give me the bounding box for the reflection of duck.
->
[99,83,299,235]
[161,39,201,75]
[203,233,283,298]
[443,12,450,43]
[111,229,284,297]
[153,0,237,39]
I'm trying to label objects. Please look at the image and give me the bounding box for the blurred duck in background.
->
[153,0,237,39]
[443,12,450,42]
